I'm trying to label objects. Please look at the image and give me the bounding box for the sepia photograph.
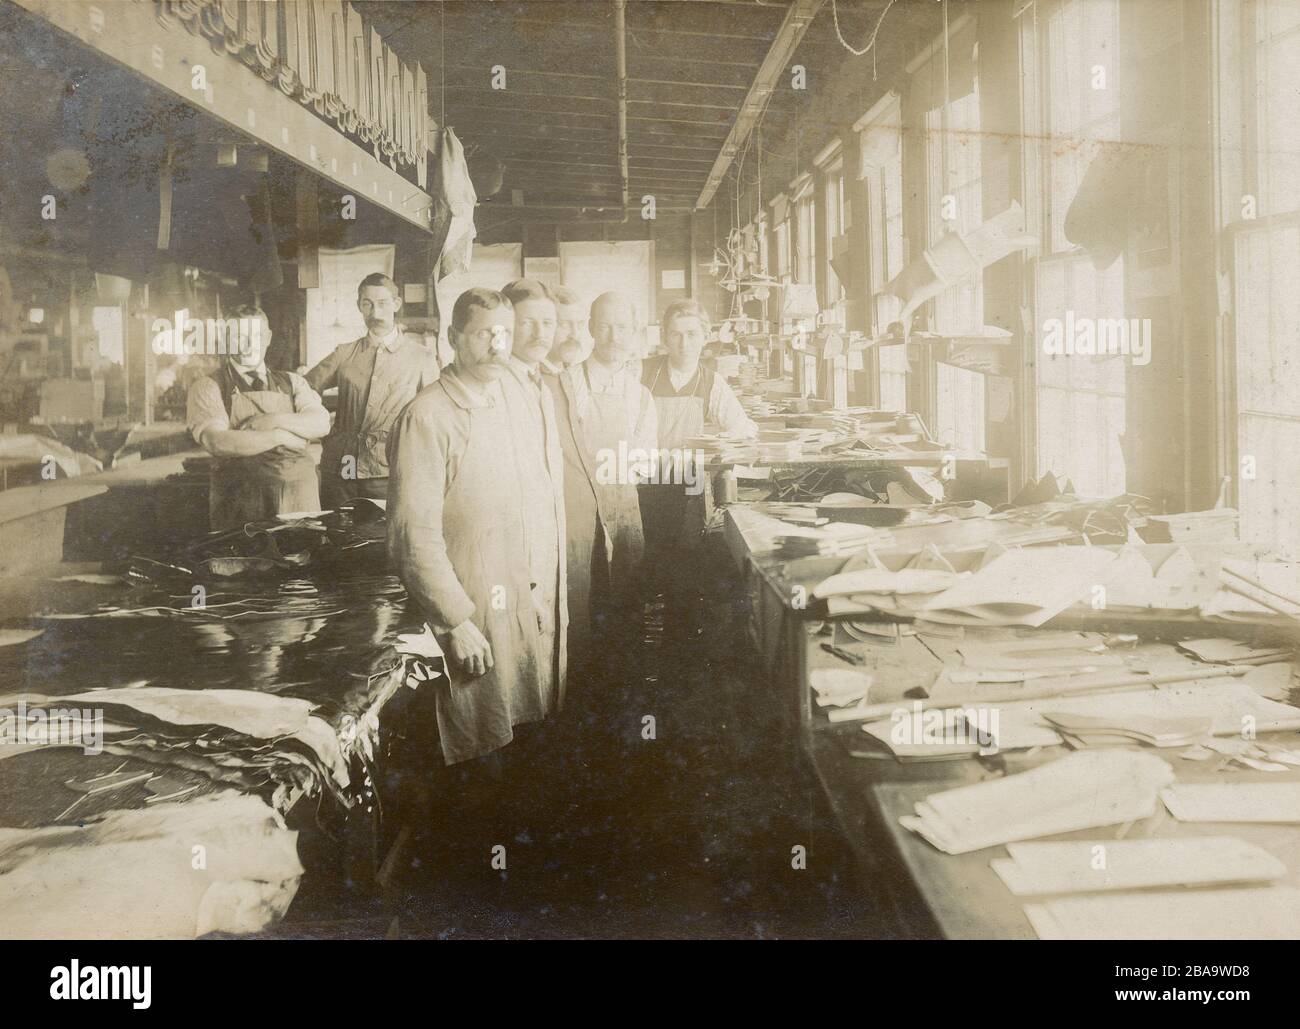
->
[0,0,1297,971]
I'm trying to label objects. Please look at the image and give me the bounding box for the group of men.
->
[186,273,756,769]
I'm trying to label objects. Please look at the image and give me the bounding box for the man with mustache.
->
[498,279,604,681]
[496,278,568,701]
[305,272,439,508]
[186,304,329,530]
[564,292,657,624]
[548,284,589,368]
[387,287,566,767]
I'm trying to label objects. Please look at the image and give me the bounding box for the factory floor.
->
[280,550,894,940]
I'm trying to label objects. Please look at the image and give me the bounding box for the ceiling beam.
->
[696,0,826,210]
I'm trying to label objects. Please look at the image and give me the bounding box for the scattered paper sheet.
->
[900,750,1174,854]
[813,568,960,599]
[993,837,1286,895]
[1161,783,1300,823]
[920,548,1119,627]
[809,668,873,708]
[1025,887,1300,940]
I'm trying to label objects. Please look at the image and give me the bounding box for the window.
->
[935,361,987,453]
[1031,0,1127,497]
[858,92,908,409]
[917,18,985,444]
[793,179,816,288]
[822,155,847,321]
[1218,0,1300,557]
[925,90,984,334]
[772,193,792,284]
[756,214,770,277]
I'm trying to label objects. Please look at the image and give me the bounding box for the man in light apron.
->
[186,305,329,532]
[564,292,657,623]
[639,299,757,593]
[305,272,440,508]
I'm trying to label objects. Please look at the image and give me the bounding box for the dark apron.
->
[209,367,320,531]
[640,361,711,581]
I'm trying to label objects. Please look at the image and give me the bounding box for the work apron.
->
[209,385,320,531]
[582,369,645,604]
[640,363,709,579]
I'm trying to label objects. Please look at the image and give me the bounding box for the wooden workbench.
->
[719,501,1300,939]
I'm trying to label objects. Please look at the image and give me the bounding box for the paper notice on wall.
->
[524,257,560,286]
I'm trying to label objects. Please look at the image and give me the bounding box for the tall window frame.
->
[1025,0,1129,498]
[1216,0,1300,558]
[821,150,848,323]
[857,91,909,412]
[915,15,986,451]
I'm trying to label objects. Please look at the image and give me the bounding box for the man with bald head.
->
[563,291,657,625]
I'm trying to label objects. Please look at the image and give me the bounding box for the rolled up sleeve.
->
[710,376,758,437]
[386,402,476,633]
[186,377,229,445]
[288,372,327,415]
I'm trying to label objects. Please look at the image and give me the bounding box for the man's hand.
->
[447,619,493,678]
[272,428,309,451]
[244,412,283,431]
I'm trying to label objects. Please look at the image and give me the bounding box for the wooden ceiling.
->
[368,0,918,216]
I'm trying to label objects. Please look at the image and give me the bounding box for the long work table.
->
[717,495,1300,939]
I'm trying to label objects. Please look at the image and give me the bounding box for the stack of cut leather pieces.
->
[3,687,353,814]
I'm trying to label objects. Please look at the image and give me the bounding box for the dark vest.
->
[642,355,715,401]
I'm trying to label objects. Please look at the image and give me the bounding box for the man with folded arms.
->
[187,305,329,530]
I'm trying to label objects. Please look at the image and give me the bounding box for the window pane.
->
[878,343,908,412]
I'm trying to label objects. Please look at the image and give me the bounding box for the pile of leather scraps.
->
[124,507,386,583]
[5,686,352,812]
[0,791,303,939]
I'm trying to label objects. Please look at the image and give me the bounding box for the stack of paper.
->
[1026,887,1300,940]
[1178,637,1295,666]
[869,682,1300,758]
[993,837,1287,895]
[900,750,1174,854]
[772,521,879,558]
[1161,783,1300,823]
[813,568,960,600]
[1144,509,1239,544]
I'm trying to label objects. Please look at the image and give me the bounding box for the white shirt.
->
[366,325,401,353]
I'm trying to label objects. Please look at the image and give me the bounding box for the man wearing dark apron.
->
[639,299,758,600]
[186,305,329,531]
